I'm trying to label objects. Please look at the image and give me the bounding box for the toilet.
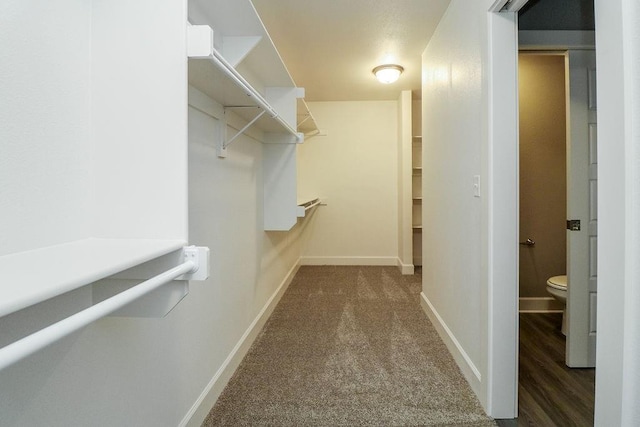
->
[546,275,568,335]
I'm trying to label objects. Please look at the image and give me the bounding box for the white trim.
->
[420,292,482,391]
[300,256,397,266]
[179,260,301,427]
[488,0,530,13]
[593,0,637,423]
[519,297,564,313]
[396,258,415,275]
[488,0,510,13]
[486,9,519,419]
[519,31,596,50]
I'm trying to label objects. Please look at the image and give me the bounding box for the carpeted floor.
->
[203,266,495,426]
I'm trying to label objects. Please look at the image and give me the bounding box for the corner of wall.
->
[396,258,415,275]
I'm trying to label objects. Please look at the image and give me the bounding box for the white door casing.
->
[566,49,597,368]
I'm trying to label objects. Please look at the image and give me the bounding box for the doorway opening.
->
[517,51,596,424]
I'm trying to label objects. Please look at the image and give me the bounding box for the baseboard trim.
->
[300,256,397,266]
[419,292,482,395]
[179,260,301,427]
[396,258,415,275]
[519,297,564,313]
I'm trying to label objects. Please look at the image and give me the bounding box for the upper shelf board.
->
[189,0,295,88]
[188,24,304,141]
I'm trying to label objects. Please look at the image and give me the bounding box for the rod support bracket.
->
[177,246,210,281]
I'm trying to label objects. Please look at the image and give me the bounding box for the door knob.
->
[519,238,535,246]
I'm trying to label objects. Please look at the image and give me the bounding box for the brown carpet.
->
[203,266,495,426]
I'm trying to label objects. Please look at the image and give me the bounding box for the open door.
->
[566,49,597,367]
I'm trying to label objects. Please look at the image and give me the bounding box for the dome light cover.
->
[372,64,404,84]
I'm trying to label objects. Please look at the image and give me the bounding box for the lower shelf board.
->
[296,197,321,218]
[0,238,186,317]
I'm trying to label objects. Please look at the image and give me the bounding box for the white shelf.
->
[412,104,423,263]
[0,238,186,318]
[187,1,318,142]
[188,0,294,87]
[1,2,190,316]
[296,197,321,218]
[188,47,301,140]
[187,0,317,232]
[188,55,300,139]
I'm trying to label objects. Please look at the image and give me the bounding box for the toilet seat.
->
[547,275,567,291]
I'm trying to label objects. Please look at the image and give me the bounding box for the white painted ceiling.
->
[251,0,451,101]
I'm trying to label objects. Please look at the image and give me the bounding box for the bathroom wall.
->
[297,101,399,265]
[518,53,567,299]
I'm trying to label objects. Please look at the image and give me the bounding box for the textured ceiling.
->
[251,0,451,101]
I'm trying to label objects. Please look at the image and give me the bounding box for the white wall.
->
[421,0,485,392]
[0,1,93,255]
[297,101,399,265]
[420,0,519,418]
[0,105,303,427]
[184,107,304,424]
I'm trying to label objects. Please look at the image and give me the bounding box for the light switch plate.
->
[473,175,481,198]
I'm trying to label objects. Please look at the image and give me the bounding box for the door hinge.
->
[567,219,581,231]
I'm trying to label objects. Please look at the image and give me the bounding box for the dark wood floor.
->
[504,313,595,426]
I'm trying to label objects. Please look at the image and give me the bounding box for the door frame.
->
[518,46,598,368]
[489,1,638,424]
[485,7,519,418]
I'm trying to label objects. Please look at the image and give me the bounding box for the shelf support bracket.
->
[217,107,266,158]
[298,114,312,127]
[224,109,266,148]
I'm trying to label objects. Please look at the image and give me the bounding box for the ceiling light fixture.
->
[372,64,404,84]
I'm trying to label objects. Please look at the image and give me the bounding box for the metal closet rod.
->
[208,49,301,141]
[0,259,197,371]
